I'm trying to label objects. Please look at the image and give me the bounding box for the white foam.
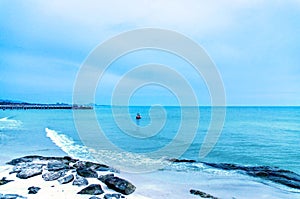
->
[0,117,22,130]
[90,148,167,173]
[45,128,167,172]
[45,128,92,160]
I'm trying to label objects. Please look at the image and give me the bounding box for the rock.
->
[104,193,125,199]
[204,162,300,189]
[58,174,74,184]
[72,175,89,187]
[16,164,43,179]
[89,197,101,199]
[76,168,98,178]
[77,184,104,195]
[98,174,114,183]
[28,186,41,194]
[74,161,110,172]
[168,158,196,163]
[6,155,77,166]
[10,163,40,174]
[9,162,44,174]
[0,193,27,199]
[42,171,65,181]
[0,177,13,185]
[190,189,219,199]
[103,176,135,195]
[47,160,70,171]
[6,156,37,165]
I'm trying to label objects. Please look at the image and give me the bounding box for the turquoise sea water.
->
[0,106,300,196]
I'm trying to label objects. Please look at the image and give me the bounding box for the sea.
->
[0,106,300,198]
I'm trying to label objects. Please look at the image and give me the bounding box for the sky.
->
[0,0,300,106]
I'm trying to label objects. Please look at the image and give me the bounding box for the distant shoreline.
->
[0,102,93,110]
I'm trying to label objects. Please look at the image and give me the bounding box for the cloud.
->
[1,0,300,105]
[31,0,267,36]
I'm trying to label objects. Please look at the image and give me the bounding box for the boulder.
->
[190,189,219,199]
[58,174,74,184]
[0,193,27,199]
[42,171,65,181]
[169,158,196,163]
[103,176,135,195]
[77,184,104,195]
[76,168,98,178]
[98,174,114,183]
[72,175,89,187]
[28,186,41,194]
[47,160,70,171]
[73,161,110,171]
[10,163,41,175]
[104,193,125,199]
[6,155,77,166]
[0,177,13,185]
[16,164,43,179]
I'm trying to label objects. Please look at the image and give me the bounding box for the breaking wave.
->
[0,117,22,130]
[45,128,92,161]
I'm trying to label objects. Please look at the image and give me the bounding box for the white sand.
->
[1,165,300,199]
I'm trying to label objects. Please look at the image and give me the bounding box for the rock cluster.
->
[204,162,300,189]
[170,158,300,190]
[0,155,136,198]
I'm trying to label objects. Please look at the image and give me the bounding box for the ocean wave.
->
[45,128,167,172]
[45,128,93,161]
[0,116,22,130]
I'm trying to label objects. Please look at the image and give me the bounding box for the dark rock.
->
[74,161,110,172]
[58,174,74,184]
[10,163,44,175]
[0,193,27,199]
[72,175,89,186]
[10,163,42,174]
[42,171,65,181]
[168,158,196,163]
[98,174,114,183]
[204,162,300,189]
[6,155,77,166]
[76,168,98,178]
[104,193,125,199]
[103,176,135,195]
[0,177,13,185]
[16,164,43,179]
[89,197,101,199]
[77,184,104,195]
[28,186,41,194]
[6,156,37,165]
[47,160,70,171]
[190,189,219,199]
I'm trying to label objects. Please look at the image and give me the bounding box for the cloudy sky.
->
[1,0,300,105]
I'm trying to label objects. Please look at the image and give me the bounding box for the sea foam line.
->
[45,128,93,161]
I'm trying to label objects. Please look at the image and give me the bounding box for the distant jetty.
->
[0,101,93,110]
